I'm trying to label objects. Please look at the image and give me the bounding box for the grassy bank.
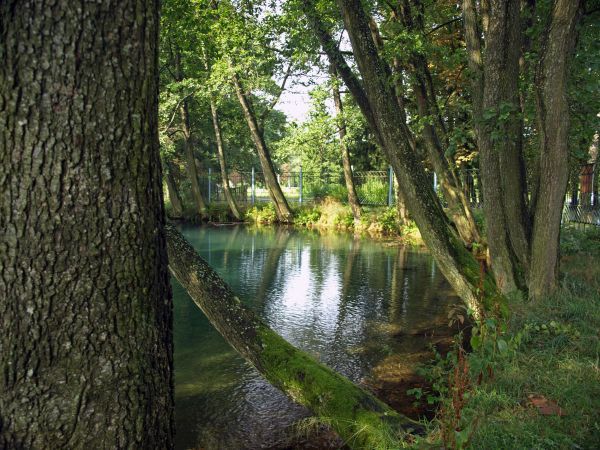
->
[422,225,600,449]
[245,198,423,244]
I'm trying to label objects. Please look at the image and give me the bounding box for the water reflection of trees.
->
[175,225,460,448]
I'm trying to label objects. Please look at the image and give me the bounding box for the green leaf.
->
[497,338,508,354]
[470,334,481,350]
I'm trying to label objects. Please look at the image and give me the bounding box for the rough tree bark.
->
[232,74,293,222]
[463,0,582,299]
[529,0,582,299]
[330,64,362,221]
[0,1,173,448]
[165,225,422,449]
[463,0,530,293]
[209,100,243,220]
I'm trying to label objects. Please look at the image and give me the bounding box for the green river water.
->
[173,224,460,449]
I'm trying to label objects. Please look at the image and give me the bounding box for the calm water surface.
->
[173,225,459,449]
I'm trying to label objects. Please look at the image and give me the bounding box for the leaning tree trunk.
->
[165,225,422,449]
[330,64,361,221]
[0,1,173,448]
[232,74,294,222]
[305,0,496,318]
[411,58,481,246]
[529,0,582,300]
[387,1,480,245]
[210,100,242,220]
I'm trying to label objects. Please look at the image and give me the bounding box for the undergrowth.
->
[416,225,600,449]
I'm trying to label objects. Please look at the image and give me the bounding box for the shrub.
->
[295,207,321,226]
[317,197,354,229]
[245,203,277,224]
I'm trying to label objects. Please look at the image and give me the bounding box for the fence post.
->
[251,166,255,205]
[388,166,393,207]
[208,167,212,204]
[299,166,303,204]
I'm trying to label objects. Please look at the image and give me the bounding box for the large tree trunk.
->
[463,0,530,293]
[165,225,422,448]
[529,0,582,299]
[232,74,293,222]
[305,0,495,318]
[0,1,173,448]
[209,100,242,220]
[330,65,361,221]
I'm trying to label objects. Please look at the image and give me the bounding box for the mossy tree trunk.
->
[232,74,293,223]
[330,64,362,221]
[165,225,422,449]
[0,1,173,447]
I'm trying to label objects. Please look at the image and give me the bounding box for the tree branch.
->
[162,90,198,133]
[426,17,462,35]
[259,62,293,126]
[301,0,382,146]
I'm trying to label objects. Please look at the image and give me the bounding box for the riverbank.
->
[420,225,600,449]
[168,197,425,245]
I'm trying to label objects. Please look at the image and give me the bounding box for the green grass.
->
[429,226,600,449]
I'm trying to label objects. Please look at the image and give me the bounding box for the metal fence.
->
[196,165,599,226]
[197,167,397,207]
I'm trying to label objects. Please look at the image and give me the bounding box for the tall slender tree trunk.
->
[395,178,409,225]
[209,100,242,220]
[330,65,361,221]
[232,74,293,222]
[0,1,173,447]
[529,0,582,299]
[174,50,208,219]
[165,161,185,218]
[180,101,208,218]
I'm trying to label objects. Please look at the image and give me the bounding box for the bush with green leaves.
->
[245,203,278,224]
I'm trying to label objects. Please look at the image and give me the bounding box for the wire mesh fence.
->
[194,165,599,226]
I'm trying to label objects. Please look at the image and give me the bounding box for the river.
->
[173,224,460,449]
